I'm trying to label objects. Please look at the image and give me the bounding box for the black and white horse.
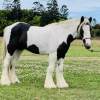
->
[1,16,92,88]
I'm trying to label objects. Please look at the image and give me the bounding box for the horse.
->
[1,16,92,88]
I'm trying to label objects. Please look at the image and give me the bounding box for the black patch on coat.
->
[57,34,74,60]
[57,42,69,60]
[58,63,60,66]
[83,39,86,44]
[10,65,12,70]
[67,34,74,44]
[80,26,84,39]
[90,26,92,32]
[7,23,31,56]
[27,45,39,54]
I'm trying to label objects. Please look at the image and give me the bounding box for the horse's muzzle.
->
[85,44,91,49]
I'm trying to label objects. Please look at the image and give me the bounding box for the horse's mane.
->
[45,19,77,27]
[45,18,90,27]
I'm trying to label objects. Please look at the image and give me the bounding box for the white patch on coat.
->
[83,25,91,46]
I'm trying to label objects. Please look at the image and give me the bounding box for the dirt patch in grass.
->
[71,39,100,46]
[0,56,100,61]
[19,56,100,61]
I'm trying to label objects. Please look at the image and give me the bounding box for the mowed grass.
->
[0,42,100,100]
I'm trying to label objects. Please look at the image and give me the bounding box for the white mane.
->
[45,18,90,27]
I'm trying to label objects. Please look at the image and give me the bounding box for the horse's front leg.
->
[44,52,57,88]
[56,58,69,88]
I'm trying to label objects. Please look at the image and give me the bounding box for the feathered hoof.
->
[1,77,11,86]
[44,81,56,88]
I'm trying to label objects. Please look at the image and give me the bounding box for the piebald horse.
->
[1,16,92,88]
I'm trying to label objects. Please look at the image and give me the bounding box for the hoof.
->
[57,83,69,88]
[11,80,21,84]
[15,81,21,84]
[44,81,56,88]
[1,77,11,86]
[44,85,56,89]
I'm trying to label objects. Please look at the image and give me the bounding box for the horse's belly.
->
[27,41,50,55]
[39,48,49,54]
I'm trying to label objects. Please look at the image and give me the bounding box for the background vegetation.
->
[0,0,100,37]
[92,24,100,38]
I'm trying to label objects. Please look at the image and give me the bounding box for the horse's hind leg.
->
[44,52,57,88]
[8,50,23,84]
[1,52,12,85]
[56,58,69,88]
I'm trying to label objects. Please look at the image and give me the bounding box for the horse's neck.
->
[58,21,80,38]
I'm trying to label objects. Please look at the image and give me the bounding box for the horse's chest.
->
[57,42,70,60]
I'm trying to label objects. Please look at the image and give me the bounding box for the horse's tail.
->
[2,26,9,68]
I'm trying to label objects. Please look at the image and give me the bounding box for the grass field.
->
[0,38,100,100]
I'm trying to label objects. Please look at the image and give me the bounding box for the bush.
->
[93,24,100,29]
[92,29,100,37]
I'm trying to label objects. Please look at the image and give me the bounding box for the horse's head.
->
[77,16,92,49]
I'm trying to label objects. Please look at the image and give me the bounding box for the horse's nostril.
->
[86,45,91,49]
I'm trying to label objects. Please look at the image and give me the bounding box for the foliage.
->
[3,0,12,10]
[32,15,41,26]
[93,24,100,29]
[60,5,69,19]
[32,1,45,16]
[92,24,100,37]
[92,18,97,26]
[10,0,21,20]
[59,18,65,22]
[40,11,51,26]
[47,0,60,22]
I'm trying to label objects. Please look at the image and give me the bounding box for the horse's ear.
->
[89,17,92,23]
[80,16,84,23]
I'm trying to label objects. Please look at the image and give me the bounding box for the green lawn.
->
[67,45,100,57]
[0,43,100,100]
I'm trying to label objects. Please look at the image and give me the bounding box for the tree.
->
[27,10,34,21]
[40,11,51,26]
[33,2,45,16]
[47,0,59,22]
[92,24,100,37]
[3,0,12,10]
[93,24,100,29]
[2,0,21,20]
[92,18,97,26]
[10,0,22,20]
[32,15,41,26]
[60,5,68,19]
[0,10,12,36]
